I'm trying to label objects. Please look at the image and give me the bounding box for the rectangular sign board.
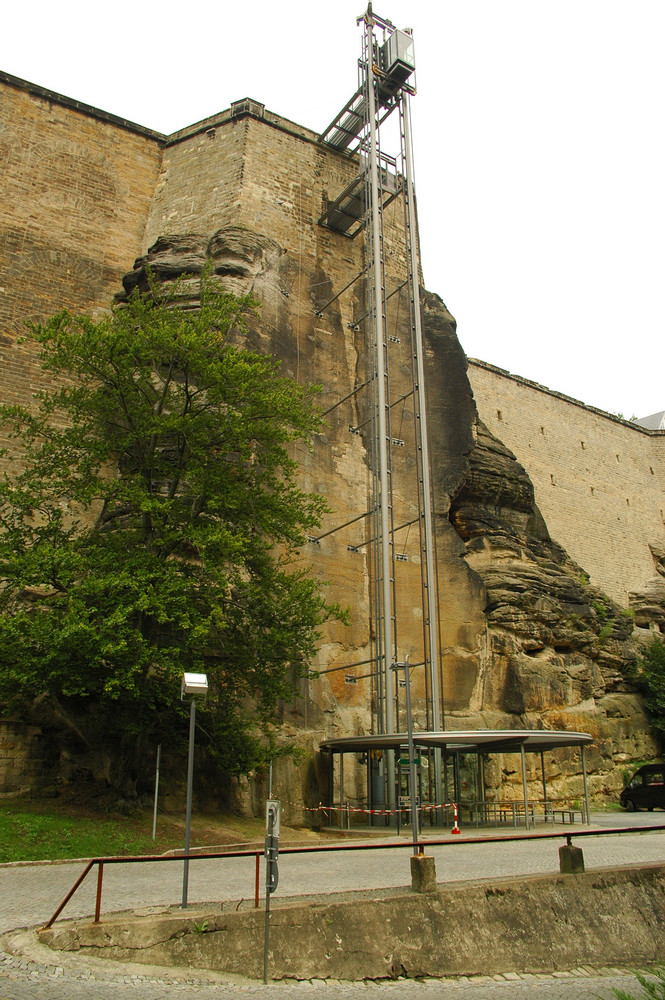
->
[266,799,281,838]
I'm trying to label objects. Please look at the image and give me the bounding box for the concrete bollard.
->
[559,842,585,874]
[410,853,437,893]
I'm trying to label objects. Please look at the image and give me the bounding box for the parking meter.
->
[265,799,280,894]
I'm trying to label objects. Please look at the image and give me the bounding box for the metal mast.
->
[363,10,397,735]
[399,92,442,732]
[318,6,443,805]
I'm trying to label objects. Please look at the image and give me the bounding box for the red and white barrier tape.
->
[282,800,461,834]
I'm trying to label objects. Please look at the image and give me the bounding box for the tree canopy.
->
[631,638,665,746]
[0,280,336,793]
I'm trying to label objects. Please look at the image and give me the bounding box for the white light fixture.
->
[181,672,209,699]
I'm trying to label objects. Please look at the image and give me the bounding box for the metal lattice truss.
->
[317,8,443,810]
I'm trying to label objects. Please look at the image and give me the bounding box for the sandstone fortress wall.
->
[468,358,665,607]
[1,69,663,808]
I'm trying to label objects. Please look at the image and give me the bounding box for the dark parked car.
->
[620,763,665,811]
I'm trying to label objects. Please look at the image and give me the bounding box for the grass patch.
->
[0,794,317,864]
[0,806,158,862]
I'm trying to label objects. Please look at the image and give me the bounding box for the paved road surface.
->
[1,813,663,999]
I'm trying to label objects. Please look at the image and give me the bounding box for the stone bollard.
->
[559,840,585,874]
[410,853,437,893]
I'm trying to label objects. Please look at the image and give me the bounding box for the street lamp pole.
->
[182,696,197,908]
[180,672,208,909]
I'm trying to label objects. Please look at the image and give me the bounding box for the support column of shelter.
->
[520,742,530,831]
[581,745,590,824]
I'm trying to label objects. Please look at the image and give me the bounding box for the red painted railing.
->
[43,823,665,930]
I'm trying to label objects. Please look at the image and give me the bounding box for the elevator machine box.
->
[379,29,415,99]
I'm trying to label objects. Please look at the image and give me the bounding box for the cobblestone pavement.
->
[0,949,654,1000]
[1,817,663,999]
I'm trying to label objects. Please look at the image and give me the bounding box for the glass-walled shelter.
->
[319,729,593,832]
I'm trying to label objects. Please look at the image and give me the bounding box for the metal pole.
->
[581,745,591,825]
[402,660,419,854]
[42,861,95,929]
[365,12,395,737]
[94,863,103,923]
[401,92,442,735]
[182,697,196,908]
[255,852,260,908]
[520,743,530,831]
[479,753,486,824]
[152,744,161,842]
[263,807,274,984]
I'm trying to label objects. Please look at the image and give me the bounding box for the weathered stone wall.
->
[0,72,163,469]
[131,102,443,799]
[39,865,665,980]
[0,720,55,798]
[468,359,665,607]
[0,74,162,331]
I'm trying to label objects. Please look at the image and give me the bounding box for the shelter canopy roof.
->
[319,729,593,755]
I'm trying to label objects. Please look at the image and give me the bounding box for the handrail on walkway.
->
[43,822,665,931]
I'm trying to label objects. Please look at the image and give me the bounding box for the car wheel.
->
[648,806,654,812]
[625,799,637,812]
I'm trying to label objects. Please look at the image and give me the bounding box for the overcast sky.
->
[3,0,663,420]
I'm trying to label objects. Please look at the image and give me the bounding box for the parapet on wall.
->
[468,358,665,606]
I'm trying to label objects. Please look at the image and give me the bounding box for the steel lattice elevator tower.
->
[317,6,444,812]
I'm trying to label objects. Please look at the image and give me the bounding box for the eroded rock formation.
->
[416,286,658,800]
[448,421,656,796]
[629,545,665,632]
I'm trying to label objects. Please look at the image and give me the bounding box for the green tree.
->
[0,280,336,795]
[631,638,665,744]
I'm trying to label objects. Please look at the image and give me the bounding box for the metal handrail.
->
[43,823,665,931]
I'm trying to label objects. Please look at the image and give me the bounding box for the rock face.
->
[115,228,287,306]
[90,234,665,807]
[447,419,657,798]
[419,288,656,802]
[629,545,665,631]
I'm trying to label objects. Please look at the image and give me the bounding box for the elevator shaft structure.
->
[319,7,443,804]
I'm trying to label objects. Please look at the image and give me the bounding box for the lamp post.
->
[180,672,208,908]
